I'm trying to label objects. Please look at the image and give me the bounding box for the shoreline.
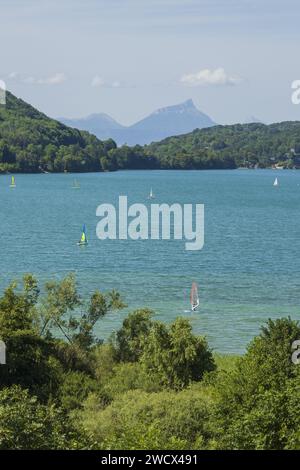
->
[0,167,297,175]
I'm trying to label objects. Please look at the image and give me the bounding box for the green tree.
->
[39,274,125,350]
[112,309,154,362]
[141,317,215,389]
[214,318,300,449]
[77,386,215,450]
[0,386,81,449]
[0,274,124,401]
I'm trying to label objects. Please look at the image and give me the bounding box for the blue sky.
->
[1,0,300,125]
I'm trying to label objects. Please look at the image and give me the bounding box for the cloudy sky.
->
[1,0,300,125]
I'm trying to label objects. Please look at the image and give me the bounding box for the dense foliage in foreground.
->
[0,274,299,449]
[1,92,300,172]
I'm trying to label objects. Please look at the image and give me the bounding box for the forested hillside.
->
[145,122,300,169]
[0,92,117,173]
[106,122,300,170]
[1,92,300,173]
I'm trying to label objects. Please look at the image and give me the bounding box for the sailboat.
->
[72,179,80,189]
[148,187,155,199]
[77,224,88,246]
[190,282,200,311]
[273,177,279,187]
[9,176,16,188]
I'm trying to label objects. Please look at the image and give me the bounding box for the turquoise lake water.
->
[0,169,299,354]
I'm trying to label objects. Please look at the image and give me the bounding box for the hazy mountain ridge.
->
[60,113,124,140]
[59,99,216,145]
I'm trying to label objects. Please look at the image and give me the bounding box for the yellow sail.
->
[10,175,16,187]
[78,224,88,245]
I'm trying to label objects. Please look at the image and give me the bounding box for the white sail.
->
[148,187,154,199]
[190,282,200,311]
[273,177,278,186]
[72,179,80,189]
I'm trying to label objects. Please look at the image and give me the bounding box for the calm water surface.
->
[0,169,299,353]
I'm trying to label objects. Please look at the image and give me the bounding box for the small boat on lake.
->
[9,176,16,188]
[273,177,279,187]
[72,179,80,189]
[148,187,155,199]
[77,224,88,246]
[190,282,200,312]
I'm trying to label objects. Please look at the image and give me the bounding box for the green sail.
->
[78,224,87,245]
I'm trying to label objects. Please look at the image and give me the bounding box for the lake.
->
[0,169,299,354]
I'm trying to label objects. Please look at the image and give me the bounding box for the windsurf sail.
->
[273,177,278,186]
[10,176,16,187]
[78,224,88,245]
[72,179,80,189]
[190,282,200,311]
[149,187,154,199]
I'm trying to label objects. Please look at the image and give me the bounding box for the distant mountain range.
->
[59,99,216,146]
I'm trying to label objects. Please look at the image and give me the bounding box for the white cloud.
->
[91,75,105,87]
[8,72,18,79]
[10,72,66,85]
[22,76,36,84]
[180,67,241,86]
[91,76,122,88]
[37,73,66,85]
[111,80,121,88]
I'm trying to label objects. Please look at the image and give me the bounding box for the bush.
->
[213,318,300,449]
[59,371,97,411]
[77,386,215,450]
[0,386,81,449]
[112,309,154,362]
[140,318,215,389]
